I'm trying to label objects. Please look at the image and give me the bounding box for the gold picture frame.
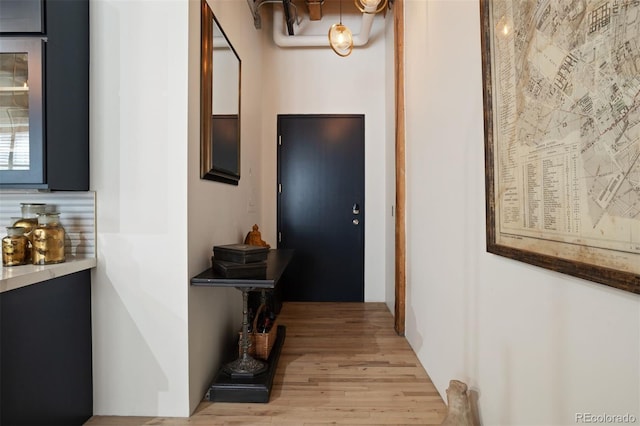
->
[200,0,241,185]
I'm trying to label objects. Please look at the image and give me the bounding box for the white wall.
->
[259,3,394,302]
[187,0,265,415]
[91,0,264,416]
[403,1,640,425]
[91,0,191,416]
[90,0,393,417]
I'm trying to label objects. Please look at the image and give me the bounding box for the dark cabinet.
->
[0,270,93,426]
[0,0,88,190]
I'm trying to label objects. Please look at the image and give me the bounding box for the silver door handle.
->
[352,219,359,225]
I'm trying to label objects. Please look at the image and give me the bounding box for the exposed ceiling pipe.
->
[272,5,376,48]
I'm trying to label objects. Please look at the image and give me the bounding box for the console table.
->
[190,248,294,402]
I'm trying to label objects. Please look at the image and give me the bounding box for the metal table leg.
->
[223,287,267,377]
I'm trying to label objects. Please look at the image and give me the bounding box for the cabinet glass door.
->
[0,0,45,34]
[0,38,44,185]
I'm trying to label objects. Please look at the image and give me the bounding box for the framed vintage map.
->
[480,0,640,294]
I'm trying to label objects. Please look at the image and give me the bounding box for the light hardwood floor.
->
[85,302,447,425]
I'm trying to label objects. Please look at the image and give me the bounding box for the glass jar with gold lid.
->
[2,226,29,266]
[13,203,47,233]
[13,203,47,263]
[32,212,66,265]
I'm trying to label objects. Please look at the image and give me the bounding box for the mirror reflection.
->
[0,52,30,171]
[211,17,240,179]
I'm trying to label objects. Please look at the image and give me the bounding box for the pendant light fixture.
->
[328,0,353,57]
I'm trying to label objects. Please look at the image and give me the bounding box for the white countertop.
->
[1,257,96,293]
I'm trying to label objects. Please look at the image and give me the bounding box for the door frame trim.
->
[394,0,406,336]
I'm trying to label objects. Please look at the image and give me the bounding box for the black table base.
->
[223,287,268,377]
[191,250,294,403]
[207,325,286,403]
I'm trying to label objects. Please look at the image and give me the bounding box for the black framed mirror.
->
[200,0,241,185]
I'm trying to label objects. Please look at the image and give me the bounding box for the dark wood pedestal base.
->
[206,325,286,403]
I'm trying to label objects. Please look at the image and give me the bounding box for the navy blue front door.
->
[277,114,365,302]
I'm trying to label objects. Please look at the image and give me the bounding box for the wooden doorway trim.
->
[393,0,406,336]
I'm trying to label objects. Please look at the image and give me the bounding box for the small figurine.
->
[244,224,270,248]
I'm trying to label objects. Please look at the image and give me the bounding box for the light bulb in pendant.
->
[328,23,353,57]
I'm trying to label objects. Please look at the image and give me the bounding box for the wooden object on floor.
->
[442,379,474,425]
[84,302,447,425]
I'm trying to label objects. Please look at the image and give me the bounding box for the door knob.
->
[352,203,360,214]
[352,219,360,225]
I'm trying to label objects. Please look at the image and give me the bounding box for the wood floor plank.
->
[85,302,447,425]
